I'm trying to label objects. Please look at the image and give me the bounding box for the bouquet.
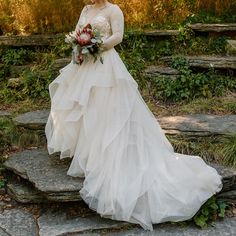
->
[65,24,104,65]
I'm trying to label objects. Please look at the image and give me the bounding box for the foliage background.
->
[0,0,236,35]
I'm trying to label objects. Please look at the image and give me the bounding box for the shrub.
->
[21,68,54,99]
[149,55,236,101]
[1,48,33,65]
[193,197,227,228]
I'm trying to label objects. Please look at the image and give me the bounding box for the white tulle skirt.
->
[45,48,223,230]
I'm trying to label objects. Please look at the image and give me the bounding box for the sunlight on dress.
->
[45,3,223,231]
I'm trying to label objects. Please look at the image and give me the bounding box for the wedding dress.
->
[45,3,223,231]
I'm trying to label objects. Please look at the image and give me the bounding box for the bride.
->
[45,0,223,231]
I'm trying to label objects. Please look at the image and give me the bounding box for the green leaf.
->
[201,208,209,216]
[210,203,219,210]
[194,215,208,228]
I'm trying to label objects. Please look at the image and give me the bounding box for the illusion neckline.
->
[83,3,113,27]
[87,2,114,11]
[91,2,112,11]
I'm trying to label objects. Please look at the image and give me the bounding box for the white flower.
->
[91,38,97,43]
[65,34,74,44]
[81,48,89,54]
[79,33,91,41]
[69,31,77,37]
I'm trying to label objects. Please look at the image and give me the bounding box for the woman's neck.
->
[93,0,108,9]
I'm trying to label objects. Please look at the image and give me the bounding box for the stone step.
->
[1,24,234,48]
[1,57,71,80]
[1,207,235,236]
[0,204,236,236]
[1,208,236,236]
[38,207,129,236]
[14,110,236,137]
[0,34,63,47]
[0,209,38,236]
[140,24,236,39]
[0,110,11,118]
[106,217,236,236]
[158,114,236,136]
[6,176,49,203]
[4,149,83,202]
[0,207,128,236]
[2,54,235,82]
[218,190,236,203]
[14,110,49,130]
[144,65,180,79]
[6,174,82,203]
[189,23,236,33]
[161,55,236,70]
[142,29,179,37]
[3,149,236,203]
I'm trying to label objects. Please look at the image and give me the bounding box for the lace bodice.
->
[75,3,124,50]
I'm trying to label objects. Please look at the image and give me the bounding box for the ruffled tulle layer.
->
[45,48,223,231]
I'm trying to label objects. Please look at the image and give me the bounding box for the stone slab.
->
[145,65,180,79]
[158,114,236,136]
[217,190,236,203]
[0,228,9,236]
[14,110,50,130]
[215,164,236,191]
[189,23,236,33]
[107,217,236,236]
[38,208,129,236]
[4,149,83,202]
[143,30,179,37]
[0,209,37,236]
[0,34,63,47]
[1,58,71,80]
[14,110,236,138]
[53,58,71,71]
[209,163,236,193]
[3,149,236,205]
[6,177,48,203]
[161,55,236,69]
[0,111,11,118]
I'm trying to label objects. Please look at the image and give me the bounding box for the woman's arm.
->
[74,5,89,32]
[102,5,124,50]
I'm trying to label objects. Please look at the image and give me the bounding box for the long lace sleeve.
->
[102,5,124,50]
[74,6,88,32]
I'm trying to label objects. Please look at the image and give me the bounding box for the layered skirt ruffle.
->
[45,48,223,231]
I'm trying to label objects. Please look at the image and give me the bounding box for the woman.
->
[45,0,223,231]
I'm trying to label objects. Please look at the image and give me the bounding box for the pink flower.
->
[76,24,94,46]
[77,32,92,46]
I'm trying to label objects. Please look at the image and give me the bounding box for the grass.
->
[177,95,236,115]
[218,134,236,168]
[168,135,221,164]
[145,94,236,117]
[168,134,236,168]
[0,98,50,115]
